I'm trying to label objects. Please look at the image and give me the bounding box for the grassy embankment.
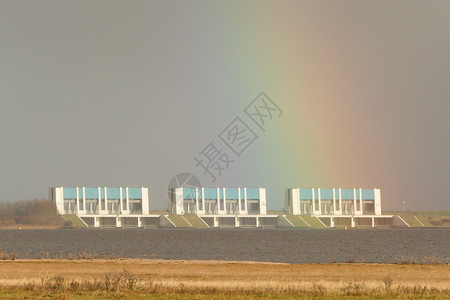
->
[0,259,448,299]
[387,211,450,227]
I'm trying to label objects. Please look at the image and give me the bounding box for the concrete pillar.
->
[238,188,241,214]
[330,217,335,228]
[351,217,355,228]
[291,188,301,215]
[98,187,102,214]
[338,189,342,213]
[126,187,130,212]
[355,188,362,215]
[82,187,86,213]
[312,188,316,213]
[201,188,205,213]
[195,188,199,213]
[116,217,122,228]
[103,187,107,215]
[94,217,100,228]
[175,187,183,214]
[318,188,322,215]
[106,187,110,214]
[218,188,225,215]
[259,188,267,215]
[53,188,63,215]
[374,189,382,215]
[76,187,80,214]
[244,188,248,215]
[331,189,336,214]
[372,217,375,228]
[214,217,218,227]
[119,187,123,214]
[224,188,228,215]
[256,217,260,227]
[235,217,240,228]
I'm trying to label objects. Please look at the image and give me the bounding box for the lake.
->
[0,228,448,263]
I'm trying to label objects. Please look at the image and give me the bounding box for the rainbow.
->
[197,3,387,210]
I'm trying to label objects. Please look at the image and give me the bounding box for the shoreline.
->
[0,223,449,229]
[2,257,449,265]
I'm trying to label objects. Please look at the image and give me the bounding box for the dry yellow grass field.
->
[0,259,448,299]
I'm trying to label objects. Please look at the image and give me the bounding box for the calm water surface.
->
[0,228,448,263]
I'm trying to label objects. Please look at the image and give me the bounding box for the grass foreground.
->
[0,259,448,299]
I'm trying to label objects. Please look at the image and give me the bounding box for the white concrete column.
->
[201,188,205,213]
[353,189,357,215]
[106,187,110,214]
[195,187,199,213]
[119,188,123,214]
[238,188,241,214]
[224,188,227,214]
[214,217,218,227]
[312,188,316,213]
[97,187,101,214]
[356,188,362,215]
[175,187,184,214]
[332,189,336,215]
[101,187,107,215]
[259,188,267,215]
[116,217,122,228]
[215,188,218,214]
[219,188,226,215]
[291,188,300,215]
[102,188,106,214]
[216,188,220,214]
[330,217,335,228]
[72,187,80,213]
[82,187,86,213]
[74,187,79,214]
[318,188,322,215]
[374,189,382,215]
[94,217,100,228]
[359,188,362,214]
[256,217,260,227]
[244,188,248,215]
[54,188,63,215]
[351,217,355,228]
[126,187,130,212]
[141,187,149,215]
[333,188,340,216]
[372,217,375,228]
[235,217,240,227]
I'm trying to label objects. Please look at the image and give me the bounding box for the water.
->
[0,228,448,264]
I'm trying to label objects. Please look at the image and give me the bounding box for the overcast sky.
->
[1,1,449,211]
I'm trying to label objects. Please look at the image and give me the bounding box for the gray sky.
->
[1,1,449,211]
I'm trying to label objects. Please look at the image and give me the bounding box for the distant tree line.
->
[0,199,62,227]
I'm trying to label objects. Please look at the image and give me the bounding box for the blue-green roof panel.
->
[299,189,313,200]
[63,188,77,199]
[362,189,375,200]
[246,188,260,199]
[128,188,142,199]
